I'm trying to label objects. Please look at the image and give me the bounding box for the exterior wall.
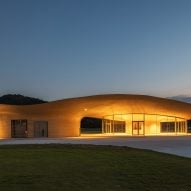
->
[145,114,157,135]
[0,115,11,138]
[0,94,191,138]
[126,114,132,135]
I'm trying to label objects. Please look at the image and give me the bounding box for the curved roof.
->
[0,94,191,119]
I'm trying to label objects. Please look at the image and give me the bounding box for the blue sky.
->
[0,0,191,101]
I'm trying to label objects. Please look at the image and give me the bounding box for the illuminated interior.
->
[102,113,187,135]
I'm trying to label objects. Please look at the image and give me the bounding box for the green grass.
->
[0,144,191,191]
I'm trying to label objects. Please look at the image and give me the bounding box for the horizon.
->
[1,92,191,102]
[1,0,191,101]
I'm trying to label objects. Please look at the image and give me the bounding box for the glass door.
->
[132,121,144,135]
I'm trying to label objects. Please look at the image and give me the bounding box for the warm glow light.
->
[101,113,188,136]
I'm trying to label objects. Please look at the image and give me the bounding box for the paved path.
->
[0,136,191,158]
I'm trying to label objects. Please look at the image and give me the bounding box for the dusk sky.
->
[1,0,191,101]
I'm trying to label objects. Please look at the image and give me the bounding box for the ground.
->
[0,144,191,191]
[1,136,191,157]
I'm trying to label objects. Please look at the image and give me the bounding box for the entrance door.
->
[34,121,48,137]
[11,120,27,138]
[132,121,144,135]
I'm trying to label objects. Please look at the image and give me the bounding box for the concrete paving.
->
[0,136,191,158]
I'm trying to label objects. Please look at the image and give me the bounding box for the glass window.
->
[160,122,175,133]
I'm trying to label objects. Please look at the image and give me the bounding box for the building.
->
[0,94,191,138]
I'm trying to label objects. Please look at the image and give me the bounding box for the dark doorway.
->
[80,117,102,134]
[187,120,191,133]
[34,121,48,137]
[11,120,27,138]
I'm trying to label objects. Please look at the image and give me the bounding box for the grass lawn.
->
[0,144,191,191]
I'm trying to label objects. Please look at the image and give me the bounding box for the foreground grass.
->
[0,145,191,191]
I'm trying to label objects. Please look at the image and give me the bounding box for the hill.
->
[0,94,47,105]
[168,96,191,103]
